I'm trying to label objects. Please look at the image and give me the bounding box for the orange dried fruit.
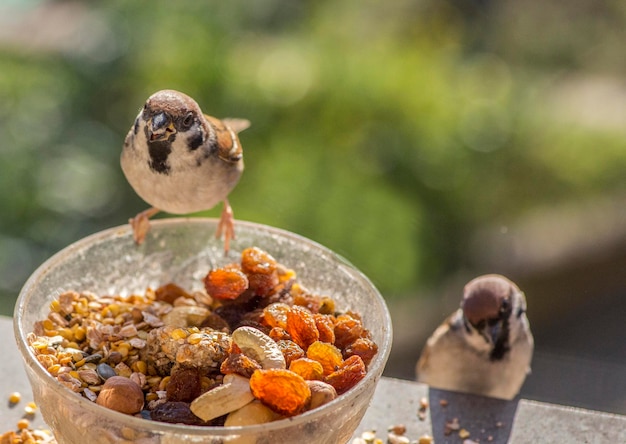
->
[204,267,249,300]
[276,340,305,367]
[333,313,365,349]
[314,314,335,344]
[286,305,319,350]
[249,369,311,416]
[220,352,262,378]
[306,340,343,376]
[247,273,279,297]
[289,358,324,381]
[262,303,291,329]
[344,337,378,367]
[269,327,291,342]
[241,247,277,275]
[293,292,323,313]
[325,355,366,395]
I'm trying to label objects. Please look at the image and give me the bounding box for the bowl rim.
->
[14,218,393,436]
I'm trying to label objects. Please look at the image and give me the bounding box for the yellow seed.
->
[131,360,147,374]
[60,328,75,341]
[17,419,30,430]
[41,319,54,331]
[8,392,21,404]
[187,333,203,345]
[117,346,130,358]
[145,392,159,402]
[73,326,86,342]
[159,376,171,391]
[69,370,80,379]
[49,299,61,313]
[171,328,188,340]
[48,364,61,376]
[25,402,37,414]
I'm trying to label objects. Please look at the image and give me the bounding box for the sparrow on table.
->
[416,274,533,400]
[121,89,248,252]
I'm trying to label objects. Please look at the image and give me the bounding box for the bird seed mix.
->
[26,247,378,426]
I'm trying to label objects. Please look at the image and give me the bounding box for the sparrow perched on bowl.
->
[121,89,248,252]
[416,274,533,400]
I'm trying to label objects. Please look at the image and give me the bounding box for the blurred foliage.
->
[1,0,625,315]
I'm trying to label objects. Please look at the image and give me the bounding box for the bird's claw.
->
[216,199,235,254]
[129,207,160,245]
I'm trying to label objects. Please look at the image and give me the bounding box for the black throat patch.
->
[489,316,511,361]
[148,141,172,174]
[145,127,173,174]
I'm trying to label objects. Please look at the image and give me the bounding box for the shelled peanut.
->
[28,247,378,426]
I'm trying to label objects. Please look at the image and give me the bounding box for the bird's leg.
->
[216,198,235,254]
[129,207,160,245]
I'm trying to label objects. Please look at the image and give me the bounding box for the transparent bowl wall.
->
[14,219,392,444]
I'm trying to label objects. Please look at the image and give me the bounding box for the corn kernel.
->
[49,299,61,313]
[25,402,37,415]
[73,326,86,341]
[17,419,30,430]
[146,392,159,402]
[158,376,171,391]
[171,328,188,340]
[187,333,203,345]
[131,360,147,374]
[61,327,76,341]
[8,391,21,404]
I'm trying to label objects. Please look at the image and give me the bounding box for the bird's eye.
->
[182,113,194,129]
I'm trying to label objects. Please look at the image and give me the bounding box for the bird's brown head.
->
[462,274,521,360]
[462,274,519,326]
[142,90,203,143]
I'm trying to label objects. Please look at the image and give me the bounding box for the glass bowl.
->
[14,219,392,444]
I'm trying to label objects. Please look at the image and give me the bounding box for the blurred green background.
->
[1,0,625,413]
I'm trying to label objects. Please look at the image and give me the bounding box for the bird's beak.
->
[148,112,176,141]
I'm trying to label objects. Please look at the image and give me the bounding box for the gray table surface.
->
[2,316,625,443]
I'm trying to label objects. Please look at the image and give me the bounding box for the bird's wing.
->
[204,115,245,162]
[220,118,251,134]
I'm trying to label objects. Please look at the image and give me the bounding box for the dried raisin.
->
[286,305,319,350]
[333,313,365,349]
[325,355,366,395]
[262,303,291,329]
[155,283,192,304]
[204,267,249,300]
[306,341,343,376]
[220,352,262,378]
[314,314,335,344]
[289,358,324,381]
[344,337,378,367]
[241,247,277,275]
[166,367,202,402]
[276,340,305,367]
[151,401,207,425]
[250,369,311,416]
